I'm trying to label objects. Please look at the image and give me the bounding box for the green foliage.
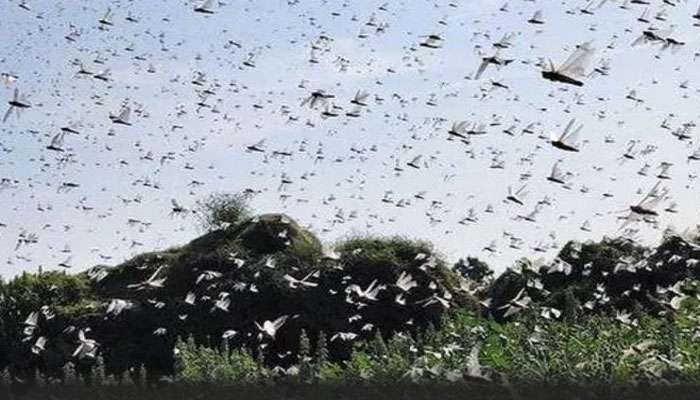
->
[5,210,700,389]
[454,257,493,283]
[314,331,329,379]
[561,288,579,322]
[2,271,94,311]
[160,307,700,386]
[175,336,265,384]
[335,235,435,270]
[196,192,252,232]
[235,213,322,260]
[369,331,387,357]
[297,330,313,383]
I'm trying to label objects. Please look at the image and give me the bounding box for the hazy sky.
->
[1,0,700,277]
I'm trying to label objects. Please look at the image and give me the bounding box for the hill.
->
[2,210,700,387]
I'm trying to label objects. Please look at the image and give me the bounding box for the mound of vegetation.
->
[486,233,700,322]
[0,194,474,385]
[2,193,700,389]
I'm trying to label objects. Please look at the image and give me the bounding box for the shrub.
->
[454,257,493,284]
[196,192,252,232]
[175,336,264,384]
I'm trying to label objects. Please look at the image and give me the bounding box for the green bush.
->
[175,336,266,384]
[196,192,252,232]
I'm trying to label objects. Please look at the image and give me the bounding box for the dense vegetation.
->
[2,194,700,394]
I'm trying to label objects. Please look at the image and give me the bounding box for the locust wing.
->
[554,118,576,141]
[563,122,583,147]
[474,58,490,80]
[558,41,595,77]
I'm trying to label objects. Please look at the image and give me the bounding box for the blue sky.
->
[1,0,700,277]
